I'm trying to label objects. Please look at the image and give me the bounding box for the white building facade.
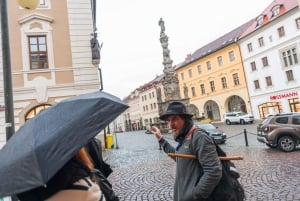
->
[239,0,300,118]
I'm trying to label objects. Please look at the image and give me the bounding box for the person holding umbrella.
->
[151,101,222,201]
[17,147,106,201]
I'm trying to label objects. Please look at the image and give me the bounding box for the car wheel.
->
[225,120,231,125]
[278,136,295,152]
[240,119,245,125]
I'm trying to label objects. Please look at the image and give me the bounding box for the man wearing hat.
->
[151,101,222,201]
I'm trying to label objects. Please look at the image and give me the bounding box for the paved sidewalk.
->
[104,128,300,201]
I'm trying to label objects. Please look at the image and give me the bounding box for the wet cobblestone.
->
[104,123,300,201]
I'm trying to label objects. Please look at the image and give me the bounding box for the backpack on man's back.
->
[193,129,245,201]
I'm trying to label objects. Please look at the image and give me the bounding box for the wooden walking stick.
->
[168,153,243,160]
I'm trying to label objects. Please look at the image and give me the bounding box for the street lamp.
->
[1,1,38,200]
[1,0,39,138]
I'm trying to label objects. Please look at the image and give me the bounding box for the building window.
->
[232,73,240,86]
[210,81,215,92]
[247,43,253,52]
[200,84,205,94]
[38,0,51,9]
[265,76,272,86]
[188,69,193,78]
[28,35,48,70]
[271,5,281,18]
[39,0,46,6]
[296,18,300,29]
[191,87,196,97]
[181,72,184,80]
[25,104,51,121]
[256,15,264,27]
[228,51,235,62]
[286,70,294,81]
[289,98,300,112]
[221,77,227,89]
[277,26,285,37]
[254,80,260,89]
[206,61,211,70]
[262,57,269,67]
[281,47,299,67]
[258,37,264,47]
[197,65,202,74]
[217,56,223,66]
[250,61,257,71]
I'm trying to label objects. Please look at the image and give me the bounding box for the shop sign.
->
[270,91,298,100]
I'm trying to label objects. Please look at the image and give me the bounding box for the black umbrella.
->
[0,91,128,197]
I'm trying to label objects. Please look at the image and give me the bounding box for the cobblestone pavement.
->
[104,122,300,201]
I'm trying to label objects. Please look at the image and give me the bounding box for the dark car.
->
[194,122,227,144]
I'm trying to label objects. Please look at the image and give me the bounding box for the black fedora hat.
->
[159,101,193,121]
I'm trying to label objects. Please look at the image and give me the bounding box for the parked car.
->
[194,122,227,144]
[257,112,300,152]
[224,112,255,125]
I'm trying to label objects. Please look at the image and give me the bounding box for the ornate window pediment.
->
[18,14,53,25]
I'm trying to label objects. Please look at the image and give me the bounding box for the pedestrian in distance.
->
[17,147,106,201]
[151,101,222,201]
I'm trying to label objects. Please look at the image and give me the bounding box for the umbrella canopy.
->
[0,91,129,197]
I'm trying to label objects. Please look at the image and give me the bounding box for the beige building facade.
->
[0,1,100,147]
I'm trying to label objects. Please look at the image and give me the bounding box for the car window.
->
[292,115,300,125]
[275,117,288,124]
[262,118,271,125]
[194,123,215,130]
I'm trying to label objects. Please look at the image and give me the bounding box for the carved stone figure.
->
[90,35,102,61]
[159,17,165,33]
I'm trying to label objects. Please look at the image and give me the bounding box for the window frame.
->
[200,84,205,94]
[228,51,235,62]
[265,76,273,87]
[206,61,211,71]
[28,35,49,70]
[221,77,227,89]
[247,43,253,52]
[250,61,257,71]
[277,26,285,37]
[217,56,223,66]
[254,80,260,89]
[209,81,215,92]
[258,37,264,47]
[286,70,294,81]
[232,73,240,86]
[262,56,269,67]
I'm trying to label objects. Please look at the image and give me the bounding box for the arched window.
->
[25,104,51,121]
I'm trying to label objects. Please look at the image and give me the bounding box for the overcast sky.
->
[97,0,272,99]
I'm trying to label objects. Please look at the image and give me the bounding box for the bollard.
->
[244,129,249,146]
[115,132,119,149]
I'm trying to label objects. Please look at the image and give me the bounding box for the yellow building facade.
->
[176,22,253,122]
